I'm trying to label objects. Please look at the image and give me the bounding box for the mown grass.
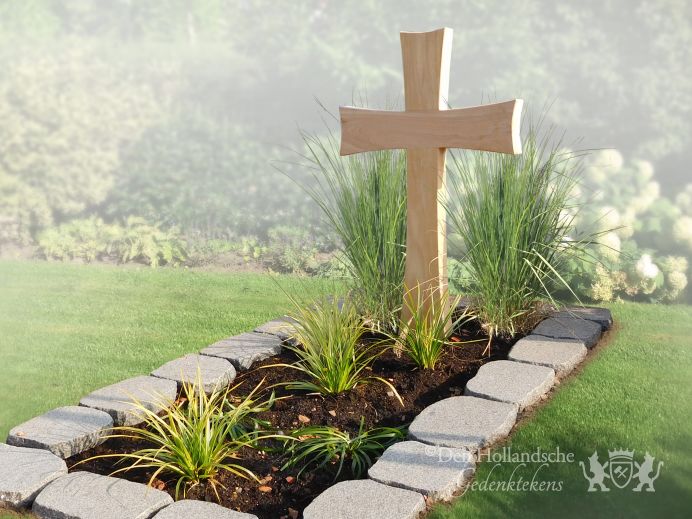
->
[430,302,692,519]
[0,260,338,441]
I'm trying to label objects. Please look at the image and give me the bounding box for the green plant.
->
[238,235,267,263]
[224,379,277,443]
[273,296,400,400]
[282,417,405,480]
[37,216,121,262]
[395,291,473,369]
[185,237,237,267]
[445,122,590,341]
[264,225,319,274]
[79,376,275,500]
[37,216,187,267]
[300,130,406,332]
[315,251,354,279]
[117,216,187,267]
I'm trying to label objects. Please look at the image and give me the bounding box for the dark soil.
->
[68,321,518,519]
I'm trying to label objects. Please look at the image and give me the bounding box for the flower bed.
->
[68,318,514,518]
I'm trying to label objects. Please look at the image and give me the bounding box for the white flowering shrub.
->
[564,150,690,303]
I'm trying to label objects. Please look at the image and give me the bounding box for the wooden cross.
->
[339,27,523,325]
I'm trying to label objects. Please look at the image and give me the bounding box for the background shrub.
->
[0,170,52,248]
[263,226,320,275]
[0,46,163,223]
[104,112,315,238]
[558,151,690,303]
[37,216,187,267]
[117,217,188,267]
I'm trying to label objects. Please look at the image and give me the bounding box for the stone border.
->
[1,305,612,519]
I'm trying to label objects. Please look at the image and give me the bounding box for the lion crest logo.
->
[632,452,663,492]
[580,450,663,492]
[579,451,610,492]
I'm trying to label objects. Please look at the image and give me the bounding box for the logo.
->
[579,450,663,492]
[608,449,634,489]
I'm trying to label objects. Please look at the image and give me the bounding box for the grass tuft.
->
[282,417,405,480]
[394,291,474,370]
[76,375,277,500]
[445,121,591,341]
[299,128,406,332]
[274,296,401,401]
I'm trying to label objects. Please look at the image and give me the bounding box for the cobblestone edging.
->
[0,306,612,518]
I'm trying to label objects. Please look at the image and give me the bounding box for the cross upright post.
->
[339,28,523,327]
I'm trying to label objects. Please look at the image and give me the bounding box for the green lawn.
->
[431,302,692,518]
[0,260,336,441]
[1,261,691,518]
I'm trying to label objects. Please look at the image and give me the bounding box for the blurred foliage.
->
[314,251,353,280]
[0,169,52,246]
[0,0,689,173]
[37,216,187,267]
[185,226,333,275]
[0,45,163,224]
[104,111,307,237]
[557,151,690,303]
[0,0,690,305]
[237,236,267,265]
[264,225,320,275]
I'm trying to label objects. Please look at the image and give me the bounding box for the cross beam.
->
[339,28,523,325]
[340,101,522,156]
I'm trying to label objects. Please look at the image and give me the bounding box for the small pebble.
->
[258,485,272,493]
[328,409,337,417]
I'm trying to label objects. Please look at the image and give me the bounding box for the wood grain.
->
[339,100,523,156]
[399,28,452,325]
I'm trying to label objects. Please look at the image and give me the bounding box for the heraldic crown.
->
[608,449,635,459]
